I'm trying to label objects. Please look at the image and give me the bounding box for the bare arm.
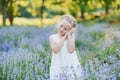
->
[67,31,76,53]
[49,35,66,54]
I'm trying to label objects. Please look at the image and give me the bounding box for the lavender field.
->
[0,23,120,80]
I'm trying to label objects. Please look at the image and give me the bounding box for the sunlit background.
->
[0,0,120,26]
[0,0,120,80]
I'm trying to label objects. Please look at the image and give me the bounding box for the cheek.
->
[58,28,64,33]
[58,27,62,31]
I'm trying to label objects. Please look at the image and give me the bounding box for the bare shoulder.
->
[49,34,55,39]
[49,34,57,47]
[49,34,56,42]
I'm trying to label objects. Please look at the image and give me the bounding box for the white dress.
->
[50,34,83,80]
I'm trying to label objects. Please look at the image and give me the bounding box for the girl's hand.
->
[63,32,68,40]
[68,29,73,36]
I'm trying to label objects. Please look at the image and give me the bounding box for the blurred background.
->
[0,0,120,27]
[0,0,120,80]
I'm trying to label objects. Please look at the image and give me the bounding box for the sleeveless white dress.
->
[50,34,83,80]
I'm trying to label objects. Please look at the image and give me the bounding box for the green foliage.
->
[45,8,65,18]
[76,39,96,51]
[0,0,120,26]
[104,38,120,57]
[90,31,105,41]
[22,43,29,49]
[18,5,32,18]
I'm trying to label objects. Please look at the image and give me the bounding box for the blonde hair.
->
[60,14,77,28]
[55,14,77,33]
[56,20,71,31]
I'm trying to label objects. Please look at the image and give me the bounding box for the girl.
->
[49,15,83,80]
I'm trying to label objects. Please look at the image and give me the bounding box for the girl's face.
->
[58,22,72,36]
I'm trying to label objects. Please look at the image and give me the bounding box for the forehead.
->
[61,22,72,29]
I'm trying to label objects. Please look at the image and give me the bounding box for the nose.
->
[60,27,64,31]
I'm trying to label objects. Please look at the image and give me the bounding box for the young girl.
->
[49,15,83,80]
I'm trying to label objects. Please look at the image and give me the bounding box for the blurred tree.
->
[17,0,32,18]
[0,0,119,26]
[0,0,17,26]
[46,0,66,17]
[0,0,8,26]
[74,0,89,19]
[112,0,120,12]
[102,0,116,15]
[40,0,45,26]
[7,0,17,25]
[47,0,78,17]
[17,5,32,18]
[23,0,46,26]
